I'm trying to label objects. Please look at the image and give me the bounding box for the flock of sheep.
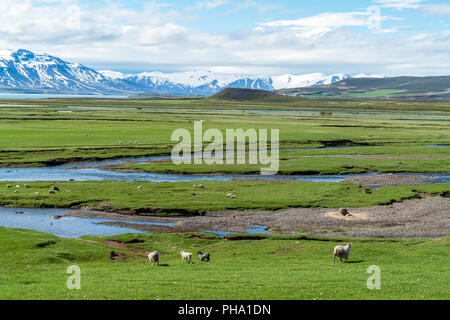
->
[147,243,351,266]
[148,250,211,266]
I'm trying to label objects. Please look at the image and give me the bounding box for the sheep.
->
[6,184,12,188]
[333,243,351,264]
[148,251,160,267]
[227,193,236,198]
[51,186,60,192]
[137,186,143,189]
[197,251,210,262]
[24,184,30,188]
[339,208,352,217]
[180,251,193,264]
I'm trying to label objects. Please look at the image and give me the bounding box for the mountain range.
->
[0,49,358,96]
[278,76,450,100]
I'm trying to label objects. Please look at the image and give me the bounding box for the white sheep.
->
[180,250,193,264]
[333,243,351,264]
[148,251,159,267]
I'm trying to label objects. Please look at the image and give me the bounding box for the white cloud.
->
[233,0,282,13]
[259,11,398,38]
[374,0,423,10]
[420,4,450,15]
[260,12,369,38]
[0,0,449,76]
[190,0,230,10]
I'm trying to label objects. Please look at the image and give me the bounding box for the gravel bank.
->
[342,174,437,186]
[66,196,450,238]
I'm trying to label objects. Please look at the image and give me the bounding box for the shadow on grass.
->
[347,260,365,264]
[157,264,169,267]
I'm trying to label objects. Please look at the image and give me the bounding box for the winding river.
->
[1,145,448,237]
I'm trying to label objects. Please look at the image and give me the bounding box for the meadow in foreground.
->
[0,227,448,300]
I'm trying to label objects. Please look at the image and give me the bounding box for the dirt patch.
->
[36,240,57,248]
[125,238,145,244]
[325,211,370,221]
[342,174,437,186]
[267,250,291,255]
[101,240,148,254]
[224,235,267,241]
[109,250,130,260]
[177,196,450,238]
[190,234,205,239]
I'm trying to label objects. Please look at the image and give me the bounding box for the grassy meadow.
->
[1,180,449,215]
[0,227,448,300]
[0,97,449,300]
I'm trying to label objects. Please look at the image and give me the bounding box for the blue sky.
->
[0,0,449,75]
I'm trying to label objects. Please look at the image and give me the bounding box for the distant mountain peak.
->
[0,49,373,96]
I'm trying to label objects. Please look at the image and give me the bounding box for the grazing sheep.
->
[51,186,60,192]
[180,251,193,264]
[339,208,352,217]
[227,193,236,198]
[333,243,351,264]
[6,184,12,188]
[197,251,210,262]
[24,184,30,188]
[15,185,20,188]
[13,190,18,193]
[148,251,160,267]
[137,186,143,189]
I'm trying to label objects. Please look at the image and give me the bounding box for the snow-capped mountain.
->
[117,70,275,96]
[0,49,355,95]
[271,73,350,89]
[0,49,133,94]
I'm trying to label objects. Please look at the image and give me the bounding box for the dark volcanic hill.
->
[210,88,288,101]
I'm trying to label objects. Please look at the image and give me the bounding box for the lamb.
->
[148,251,159,267]
[180,251,193,264]
[197,251,210,262]
[333,243,351,264]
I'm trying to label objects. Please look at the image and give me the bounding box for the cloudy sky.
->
[0,0,449,76]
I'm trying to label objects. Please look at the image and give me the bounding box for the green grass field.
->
[1,180,449,214]
[0,228,448,299]
[0,97,449,300]
[0,101,449,167]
